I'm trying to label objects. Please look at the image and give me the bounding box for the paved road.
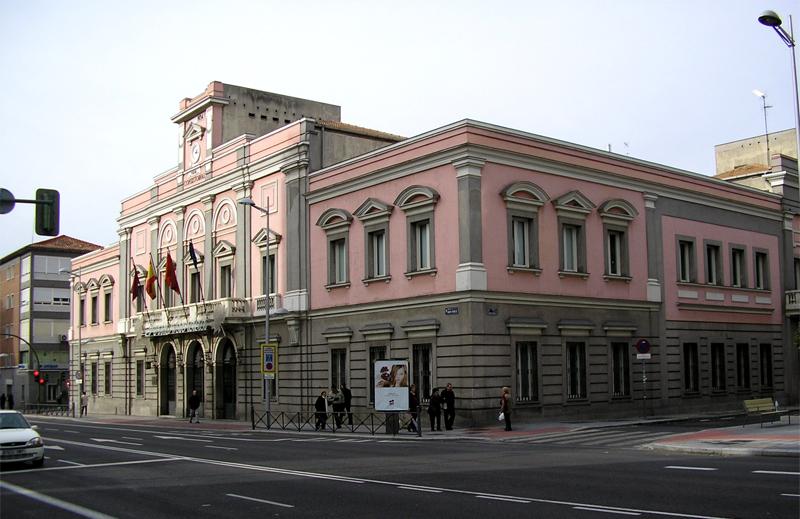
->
[1,418,797,518]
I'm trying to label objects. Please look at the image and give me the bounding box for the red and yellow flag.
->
[165,252,180,295]
[145,258,157,300]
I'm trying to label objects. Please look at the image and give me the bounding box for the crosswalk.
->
[508,427,679,448]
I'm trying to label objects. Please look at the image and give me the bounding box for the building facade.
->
[69,82,799,424]
[0,236,101,407]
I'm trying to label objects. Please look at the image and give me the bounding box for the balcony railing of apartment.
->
[786,290,800,316]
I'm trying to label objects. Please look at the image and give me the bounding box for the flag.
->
[188,241,199,271]
[165,252,180,295]
[130,268,141,301]
[145,258,157,300]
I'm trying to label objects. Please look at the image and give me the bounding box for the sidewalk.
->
[30,410,799,457]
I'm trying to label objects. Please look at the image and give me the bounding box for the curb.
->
[642,442,800,458]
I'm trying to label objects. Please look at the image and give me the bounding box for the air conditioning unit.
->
[59,334,68,342]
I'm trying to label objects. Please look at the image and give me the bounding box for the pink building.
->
[68,83,798,424]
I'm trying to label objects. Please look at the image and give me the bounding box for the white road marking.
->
[780,493,800,497]
[574,506,641,515]
[665,466,718,471]
[58,460,85,466]
[154,435,212,442]
[476,495,531,504]
[226,493,293,508]
[753,470,800,476]
[62,430,81,434]
[122,436,144,441]
[45,445,65,451]
[206,445,238,451]
[0,480,116,519]
[90,438,142,446]
[7,457,185,474]
[397,486,442,493]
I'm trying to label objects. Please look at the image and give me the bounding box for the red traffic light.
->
[38,377,45,385]
[33,370,40,378]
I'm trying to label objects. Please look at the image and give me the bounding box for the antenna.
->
[752,89,772,168]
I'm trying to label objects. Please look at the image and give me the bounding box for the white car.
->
[0,410,45,467]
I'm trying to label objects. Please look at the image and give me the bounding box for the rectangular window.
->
[91,362,98,395]
[759,344,773,389]
[103,292,112,322]
[705,243,722,285]
[562,224,579,272]
[189,272,201,304]
[90,296,98,325]
[104,361,111,394]
[261,253,276,295]
[136,360,144,396]
[220,265,232,298]
[367,229,387,278]
[79,297,86,326]
[330,349,347,390]
[731,248,746,288]
[412,220,431,271]
[330,238,347,284]
[754,251,768,290]
[736,343,750,389]
[135,286,144,313]
[607,230,624,276]
[566,342,586,400]
[678,240,695,283]
[368,346,387,405]
[611,342,630,397]
[711,343,726,391]
[515,342,538,401]
[794,258,800,290]
[512,217,531,268]
[412,344,432,401]
[683,343,699,393]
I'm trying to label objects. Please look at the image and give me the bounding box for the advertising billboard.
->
[374,360,409,411]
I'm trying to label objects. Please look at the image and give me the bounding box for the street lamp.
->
[758,10,800,170]
[60,267,82,417]
[238,196,271,419]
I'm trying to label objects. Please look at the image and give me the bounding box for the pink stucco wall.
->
[71,245,120,340]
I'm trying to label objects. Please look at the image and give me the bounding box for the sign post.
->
[261,343,278,424]
[634,339,651,418]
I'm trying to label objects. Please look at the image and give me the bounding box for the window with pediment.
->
[394,186,439,278]
[501,182,549,274]
[317,208,353,289]
[213,241,235,299]
[599,199,637,280]
[253,227,282,300]
[354,198,393,284]
[553,191,595,277]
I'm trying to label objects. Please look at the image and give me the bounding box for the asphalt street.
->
[1,418,798,518]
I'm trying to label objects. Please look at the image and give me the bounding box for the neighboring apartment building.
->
[0,236,101,406]
[69,82,799,424]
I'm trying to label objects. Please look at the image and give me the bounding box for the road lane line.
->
[122,436,144,441]
[665,466,718,471]
[753,470,800,476]
[574,506,641,515]
[397,486,442,493]
[476,495,531,504]
[91,438,143,446]
[4,457,186,474]
[780,493,800,497]
[206,445,238,451]
[0,480,116,519]
[58,459,85,466]
[226,493,293,508]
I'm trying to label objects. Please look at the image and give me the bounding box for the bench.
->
[742,398,781,427]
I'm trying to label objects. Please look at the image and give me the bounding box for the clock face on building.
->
[191,143,201,164]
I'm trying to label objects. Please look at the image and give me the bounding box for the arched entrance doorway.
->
[160,344,177,416]
[216,339,236,419]
[186,341,204,416]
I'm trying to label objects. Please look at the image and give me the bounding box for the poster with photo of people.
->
[374,360,409,411]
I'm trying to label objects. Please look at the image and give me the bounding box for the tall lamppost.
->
[758,10,800,168]
[238,196,271,421]
[60,267,82,417]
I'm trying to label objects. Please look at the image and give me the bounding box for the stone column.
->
[118,227,131,319]
[201,195,215,298]
[453,157,487,291]
[283,154,310,312]
[147,216,160,308]
[174,206,185,297]
[233,181,253,298]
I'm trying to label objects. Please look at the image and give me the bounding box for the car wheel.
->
[32,456,44,468]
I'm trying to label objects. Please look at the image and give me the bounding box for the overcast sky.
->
[1,0,797,258]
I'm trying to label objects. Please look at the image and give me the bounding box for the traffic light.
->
[33,369,45,385]
[35,188,60,236]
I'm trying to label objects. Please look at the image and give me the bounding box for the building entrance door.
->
[160,347,176,416]
[220,341,236,419]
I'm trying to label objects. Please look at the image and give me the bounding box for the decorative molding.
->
[316,208,353,231]
[353,198,393,223]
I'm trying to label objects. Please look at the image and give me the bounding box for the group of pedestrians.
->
[314,383,353,430]
[424,383,457,431]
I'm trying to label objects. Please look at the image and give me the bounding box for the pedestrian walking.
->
[188,389,201,423]
[6,393,12,410]
[428,387,442,431]
[80,391,88,417]
[331,388,345,429]
[407,384,419,432]
[500,386,512,431]
[0,392,5,409]
[341,382,353,426]
[315,390,328,431]
[441,382,456,430]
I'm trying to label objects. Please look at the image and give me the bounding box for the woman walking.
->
[500,386,512,431]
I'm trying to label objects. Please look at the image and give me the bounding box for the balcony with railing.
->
[787,290,800,316]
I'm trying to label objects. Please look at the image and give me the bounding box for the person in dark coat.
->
[407,384,419,432]
[314,390,328,431]
[0,392,5,409]
[330,388,345,429]
[340,383,353,426]
[427,388,442,431]
[500,386,512,431]
[441,383,456,430]
[188,389,201,423]
[7,393,13,410]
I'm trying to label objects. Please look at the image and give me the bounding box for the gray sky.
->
[1,0,798,258]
